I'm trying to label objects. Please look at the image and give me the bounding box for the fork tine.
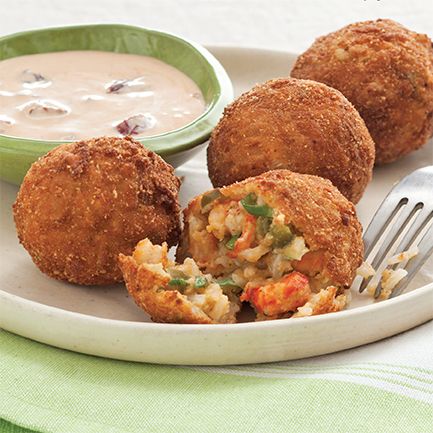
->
[392,208,433,255]
[359,200,419,293]
[369,202,423,269]
[363,167,433,256]
[362,196,407,257]
[389,226,433,298]
[373,209,432,298]
[359,166,433,297]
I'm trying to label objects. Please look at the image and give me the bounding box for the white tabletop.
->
[2,0,432,52]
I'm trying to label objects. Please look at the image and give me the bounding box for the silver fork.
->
[359,165,433,298]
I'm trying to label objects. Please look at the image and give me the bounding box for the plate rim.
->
[1,277,432,332]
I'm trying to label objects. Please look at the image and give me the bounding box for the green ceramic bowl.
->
[0,24,233,185]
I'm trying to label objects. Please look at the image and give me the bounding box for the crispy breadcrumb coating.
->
[179,169,363,288]
[291,19,433,164]
[13,136,181,285]
[207,78,375,203]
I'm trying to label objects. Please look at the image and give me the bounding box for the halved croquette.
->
[177,169,363,320]
[119,239,240,324]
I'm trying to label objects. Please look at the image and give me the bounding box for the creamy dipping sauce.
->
[0,51,206,140]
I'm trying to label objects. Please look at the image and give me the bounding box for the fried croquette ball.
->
[207,78,375,203]
[13,136,181,285]
[291,19,433,164]
[118,239,240,324]
[177,169,363,320]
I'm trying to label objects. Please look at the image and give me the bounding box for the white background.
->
[1,0,432,52]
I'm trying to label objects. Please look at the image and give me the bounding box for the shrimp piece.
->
[292,250,326,276]
[241,271,311,317]
[225,204,245,235]
[207,203,230,240]
[228,214,256,258]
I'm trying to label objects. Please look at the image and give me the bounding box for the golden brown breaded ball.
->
[207,78,375,204]
[13,136,181,285]
[178,169,364,289]
[291,19,433,164]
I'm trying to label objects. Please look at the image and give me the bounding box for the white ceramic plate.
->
[1,46,432,365]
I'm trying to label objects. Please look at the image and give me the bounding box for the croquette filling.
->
[132,240,239,323]
[186,189,347,319]
[131,190,347,322]
[165,259,240,322]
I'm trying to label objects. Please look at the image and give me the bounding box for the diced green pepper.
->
[194,276,208,289]
[241,193,273,217]
[216,277,243,296]
[168,278,188,288]
[270,224,294,248]
[216,277,240,287]
[201,189,222,211]
[241,192,257,205]
[256,216,272,237]
[225,233,241,250]
[242,202,273,217]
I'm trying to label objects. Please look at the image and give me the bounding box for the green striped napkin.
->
[0,322,432,433]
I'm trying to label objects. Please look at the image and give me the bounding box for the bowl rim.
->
[0,23,234,156]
